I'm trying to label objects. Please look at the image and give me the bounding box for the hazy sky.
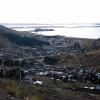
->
[0,0,100,23]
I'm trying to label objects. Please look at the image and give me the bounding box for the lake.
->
[2,23,100,39]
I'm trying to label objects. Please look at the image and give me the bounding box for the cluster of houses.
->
[22,67,100,88]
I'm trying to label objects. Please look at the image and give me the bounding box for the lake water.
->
[2,23,100,39]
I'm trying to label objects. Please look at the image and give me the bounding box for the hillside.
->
[57,49,100,70]
[0,35,13,48]
[79,50,100,67]
[0,24,100,69]
[0,25,49,47]
[92,38,100,49]
[0,25,95,48]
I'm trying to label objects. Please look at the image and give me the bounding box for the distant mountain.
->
[0,25,49,47]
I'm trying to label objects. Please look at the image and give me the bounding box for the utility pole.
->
[19,59,21,82]
[2,59,6,78]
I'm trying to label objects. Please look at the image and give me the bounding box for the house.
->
[33,80,43,86]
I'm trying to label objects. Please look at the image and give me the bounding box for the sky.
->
[0,0,100,23]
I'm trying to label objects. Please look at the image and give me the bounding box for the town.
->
[0,25,100,100]
[0,36,100,86]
